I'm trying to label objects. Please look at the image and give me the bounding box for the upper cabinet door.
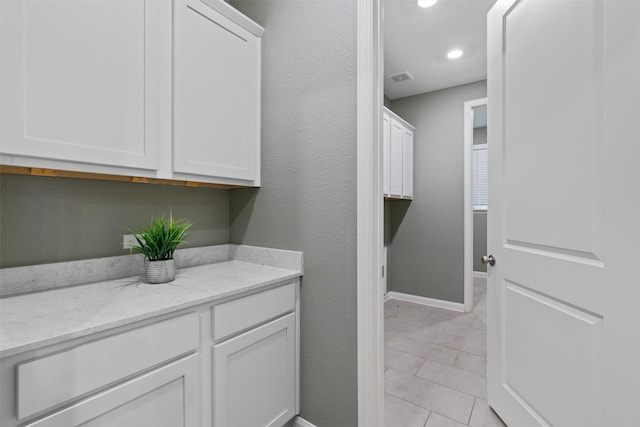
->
[389,119,404,198]
[173,0,261,185]
[0,0,162,172]
[382,113,391,197]
[402,127,413,199]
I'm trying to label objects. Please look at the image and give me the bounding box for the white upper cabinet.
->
[173,0,260,185]
[0,0,263,187]
[383,107,414,200]
[0,0,162,173]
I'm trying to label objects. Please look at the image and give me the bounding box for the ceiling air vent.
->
[389,72,414,83]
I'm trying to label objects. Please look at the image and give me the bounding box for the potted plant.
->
[130,213,192,284]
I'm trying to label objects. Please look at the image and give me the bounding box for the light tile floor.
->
[384,277,507,427]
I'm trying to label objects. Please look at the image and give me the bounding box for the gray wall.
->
[0,174,229,268]
[229,1,358,425]
[473,126,488,272]
[473,211,487,272]
[388,80,487,302]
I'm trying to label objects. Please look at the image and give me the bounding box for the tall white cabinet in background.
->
[0,0,263,187]
[383,107,414,200]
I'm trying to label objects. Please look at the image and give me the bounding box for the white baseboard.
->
[473,271,488,279]
[383,292,392,302]
[386,291,465,312]
[292,416,317,427]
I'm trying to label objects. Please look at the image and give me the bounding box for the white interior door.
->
[487,1,640,426]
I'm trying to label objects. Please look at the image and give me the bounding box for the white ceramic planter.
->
[145,259,176,284]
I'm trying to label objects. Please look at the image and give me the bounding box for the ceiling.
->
[383,0,497,100]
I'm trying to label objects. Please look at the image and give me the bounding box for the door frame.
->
[463,97,488,313]
[356,0,384,426]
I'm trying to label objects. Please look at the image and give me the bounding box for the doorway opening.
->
[464,97,488,312]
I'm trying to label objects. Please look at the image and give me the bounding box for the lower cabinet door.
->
[25,354,200,427]
[213,314,296,427]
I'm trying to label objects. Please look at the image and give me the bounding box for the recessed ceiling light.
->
[447,49,464,59]
[417,0,437,8]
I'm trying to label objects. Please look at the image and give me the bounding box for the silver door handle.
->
[481,255,496,266]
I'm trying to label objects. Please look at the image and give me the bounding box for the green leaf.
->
[127,212,192,261]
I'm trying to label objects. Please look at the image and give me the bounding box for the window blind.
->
[472,143,488,210]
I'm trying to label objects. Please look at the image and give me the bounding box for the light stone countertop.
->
[0,259,302,358]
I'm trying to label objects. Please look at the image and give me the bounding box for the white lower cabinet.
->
[214,314,296,427]
[25,354,200,427]
[4,313,201,427]
[0,281,299,427]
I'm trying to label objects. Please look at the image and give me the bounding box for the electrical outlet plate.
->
[123,234,138,249]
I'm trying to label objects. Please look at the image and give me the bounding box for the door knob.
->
[481,255,496,266]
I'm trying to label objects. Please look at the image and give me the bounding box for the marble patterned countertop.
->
[0,245,303,358]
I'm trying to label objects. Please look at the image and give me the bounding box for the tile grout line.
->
[451,345,462,366]
[413,356,428,375]
[417,357,487,382]
[386,367,481,401]
[450,350,488,376]
[468,397,478,426]
[427,410,477,427]
[387,334,485,358]
[384,342,458,362]
[385,378,478,423]
[386,391,433,416]
[413,370,487,401]
[423,410,432,427]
